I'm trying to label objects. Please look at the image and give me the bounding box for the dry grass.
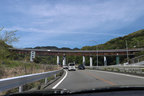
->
[0,63,61,95]
[0,64,60,79]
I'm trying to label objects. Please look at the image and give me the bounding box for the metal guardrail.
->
[85,66,144,75]
[0,69,63,93]
[85,66,144,69]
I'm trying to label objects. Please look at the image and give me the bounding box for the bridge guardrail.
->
[0,69,63,93]
[85,66,144,75]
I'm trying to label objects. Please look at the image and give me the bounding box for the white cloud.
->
[3,0,144,48]
[13,0,144,31]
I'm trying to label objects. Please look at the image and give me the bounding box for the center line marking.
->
[52,69,68,89]
[83,71,116,85]
[93,70,144,79]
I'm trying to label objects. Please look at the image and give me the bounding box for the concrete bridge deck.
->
[9,48,144,56]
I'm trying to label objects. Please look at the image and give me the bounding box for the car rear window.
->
[69,64,75,66]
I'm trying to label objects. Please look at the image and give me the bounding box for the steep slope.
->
[82,29,144,50]
[0,40,11,60]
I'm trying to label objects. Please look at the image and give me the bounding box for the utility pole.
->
[96,45,98,66]
[126,40,129,63]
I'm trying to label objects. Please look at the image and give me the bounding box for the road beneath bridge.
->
[46,69,144,91]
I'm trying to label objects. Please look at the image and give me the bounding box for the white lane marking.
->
[91,70,144,79]
[52,69,68,89]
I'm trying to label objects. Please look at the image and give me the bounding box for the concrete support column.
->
[83,56,85,66]
[57,56,60,65]
[63,56,66,66]
[90,56,93,67]
[116,55,120,65]
[30,51,35,62]
[104,56,107,66]
[138,59,140,63]
[132,59,135,63]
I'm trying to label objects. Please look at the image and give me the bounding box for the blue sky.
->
[0,0,144,48]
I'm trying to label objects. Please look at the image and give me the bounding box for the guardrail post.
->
[19,86,23,93]
[54,74,57,79]
[45,78,48,84]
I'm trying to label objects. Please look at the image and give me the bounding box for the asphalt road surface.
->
[46,69,144,91]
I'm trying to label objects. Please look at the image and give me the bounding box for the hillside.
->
[82,29,144,50]
[0,40,11,60]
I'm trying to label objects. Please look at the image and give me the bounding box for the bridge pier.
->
[116,55,120,65]
[30,51,36,62]
[63,56,66,66]
[57,56,60,65]
[104,56,107,66]
[90,56,93,67]
[83,56,85,66]
[138,59,140,63]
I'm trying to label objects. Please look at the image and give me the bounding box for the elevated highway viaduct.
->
[9,48,144,67]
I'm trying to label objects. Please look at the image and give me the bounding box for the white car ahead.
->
[68,63,76,71]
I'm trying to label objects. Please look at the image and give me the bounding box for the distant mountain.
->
[26,46,80,50]
[34,46,59,50]
[82,29,144,50]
